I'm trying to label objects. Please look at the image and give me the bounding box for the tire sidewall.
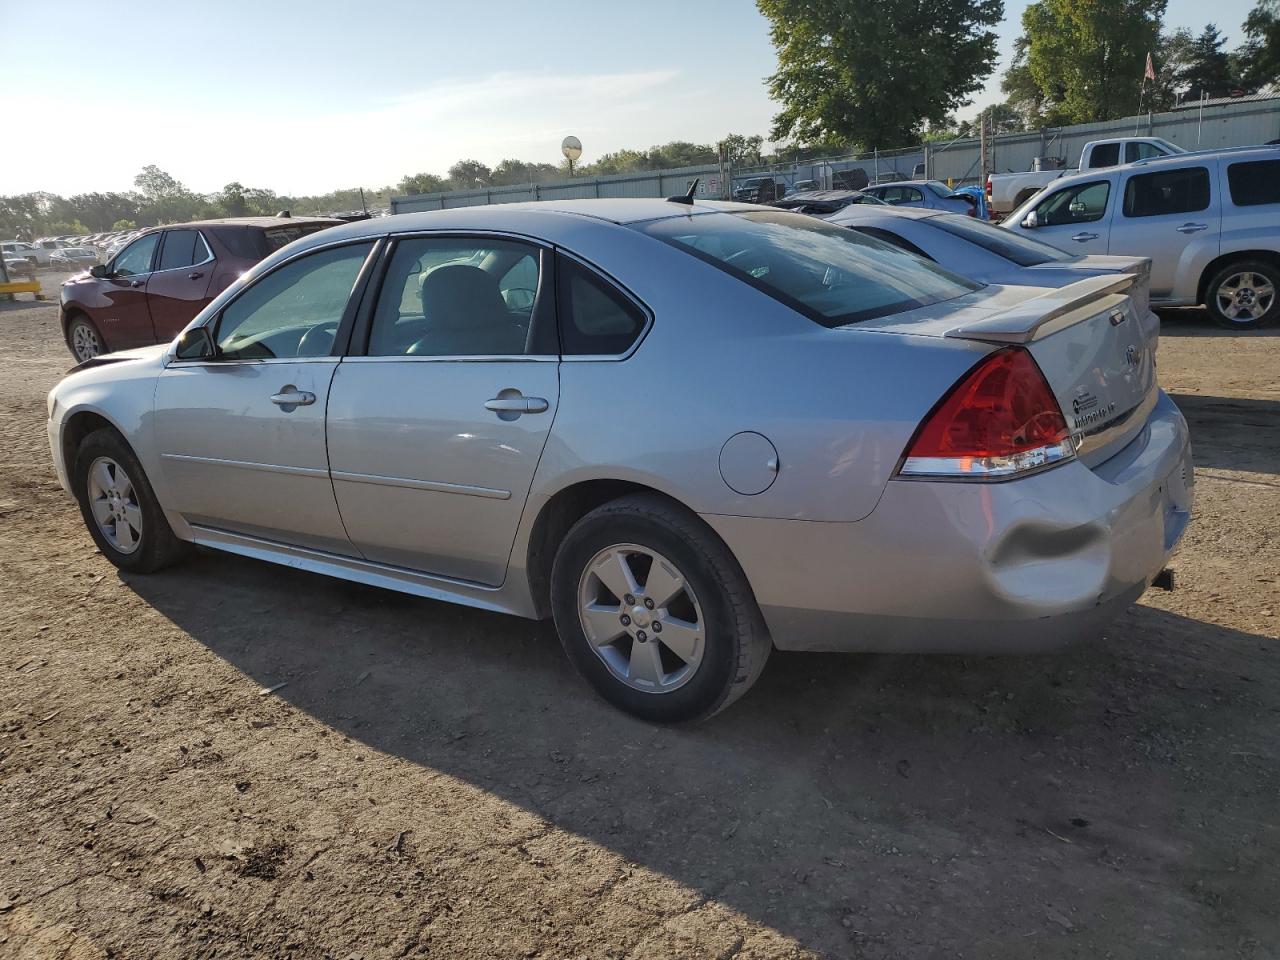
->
[73,430,170,573]
[67,314,104,361]
[1207,260,1279,330]
[551,510,739,723]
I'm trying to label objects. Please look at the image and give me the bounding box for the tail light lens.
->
[898,347,1075,479]
[984,176,992,198]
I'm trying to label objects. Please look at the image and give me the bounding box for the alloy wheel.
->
[86,456,142,554]
[1216,271,1276,323]
[71,322,102,362]
[577,544,705,693]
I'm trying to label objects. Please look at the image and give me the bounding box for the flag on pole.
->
[1144,52,1157,81]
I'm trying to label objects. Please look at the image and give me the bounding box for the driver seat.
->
[409,265,525,356]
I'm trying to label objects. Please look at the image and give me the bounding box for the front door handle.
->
[1070,232,1099,242]
[270,386,316,409]
[485,395,549,415]
[1176,222,1208,234]
[129,279,144,287]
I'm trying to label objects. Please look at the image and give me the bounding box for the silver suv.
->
[1003,146,1280,329]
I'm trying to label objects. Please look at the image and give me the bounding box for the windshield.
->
[931,213,1076,266]
[636,210,981,328]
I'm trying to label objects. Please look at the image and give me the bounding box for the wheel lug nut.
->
[636,630,647,642]
[644,598,655,610]
[623,594,635,605]
[651,622,662,633]
[620,614,631,626]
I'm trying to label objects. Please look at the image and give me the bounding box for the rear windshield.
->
[263,221,337,252]
[930,213,1076,266]
[637,210,981,327]
[213,221,337,260]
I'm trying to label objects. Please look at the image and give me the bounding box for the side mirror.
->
[90,264,108,279]
[174,326,216,361]
[1021,211,1040,229]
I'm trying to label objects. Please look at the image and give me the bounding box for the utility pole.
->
[979,110,991,185]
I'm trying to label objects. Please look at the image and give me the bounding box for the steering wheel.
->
[297,321,338,358]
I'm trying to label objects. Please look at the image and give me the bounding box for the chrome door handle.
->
[484,395,549,414]
[1070,232,1099,242]
[129,279,144,287]
[1176,222,1208,234]
[270,387,316,407]
[188,270,203,279]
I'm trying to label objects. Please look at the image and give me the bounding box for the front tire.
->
[73,428,188,574]
[1205,260,1279,330]
[67,314,106,362]
[551,494,771,723]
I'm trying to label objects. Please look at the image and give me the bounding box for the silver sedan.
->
[47,199,1193,722]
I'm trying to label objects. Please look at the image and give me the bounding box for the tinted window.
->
[263,221,336,252]
[158,230,200,271]
[638,210,980,328]
[1088,143,1120,168]
[558,257,647,355]
[111,234,160,277]
[930,213,1075,266]
[1127,141,1166,162]
[1227,160,1280,207]
[1033,180,1110,226]
[367,237,542,357]
[1123,167,1210,218]
[216,242,372,360]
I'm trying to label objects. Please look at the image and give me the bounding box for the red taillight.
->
[898,347,1075,479]
[984,176,992,198]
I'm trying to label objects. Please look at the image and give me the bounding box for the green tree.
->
[1009,0,1167,125]
[758,0,1004,149]
[447,160,492,189]
[718,133,765,166]
[132,165,208,224]
[490,159,561,186]
[397,172,447,195]
[1236,0,1280,89]
[111,218,137,231]
[1178,24,1238,98]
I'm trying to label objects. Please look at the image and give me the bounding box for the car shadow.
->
[1156,307,1280,337]
[1171,392,1280,475]
[125,551,1280,956]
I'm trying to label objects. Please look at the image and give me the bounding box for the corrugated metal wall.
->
[390,95,1280,213]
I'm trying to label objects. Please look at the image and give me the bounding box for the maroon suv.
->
[60,216,339,361]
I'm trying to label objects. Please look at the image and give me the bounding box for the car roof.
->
[781,189,869,201]
[135,216,343,236]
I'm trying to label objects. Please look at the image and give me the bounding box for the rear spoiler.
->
[945,273,1137,344]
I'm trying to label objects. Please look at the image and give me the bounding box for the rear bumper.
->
[704,390,1193,653]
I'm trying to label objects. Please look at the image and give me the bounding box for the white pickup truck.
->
[986,137,1186,218]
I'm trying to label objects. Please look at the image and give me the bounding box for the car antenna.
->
[666,178,699,205]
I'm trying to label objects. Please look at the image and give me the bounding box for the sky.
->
[0,0,1260,197]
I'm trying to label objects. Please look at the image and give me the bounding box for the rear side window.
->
[1227,160,1280,207]
[1087,143,1120,168]
[157,230,210,270]
[638,210,980,328]
[557,257,647,355]
[1123,167,1210,218]
[264,221,336,252]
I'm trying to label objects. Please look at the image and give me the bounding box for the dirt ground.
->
[0,286,1276,960]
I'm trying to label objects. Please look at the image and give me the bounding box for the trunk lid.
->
[944,274,1157,467]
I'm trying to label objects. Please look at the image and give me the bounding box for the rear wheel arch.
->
[1196,250,1280,305]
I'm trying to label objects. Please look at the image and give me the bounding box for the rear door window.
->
[1227,159,1280,207]
[157,230,208,271]
[1123,167,1211,218]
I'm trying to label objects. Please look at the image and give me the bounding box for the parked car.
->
[986,137,1187,217]
[864,180,985,217]
[47,199,1192,722]
[59,216,340,362]
[3,256,37,281]
[2,240,50,267]
[1002,146,1280,329]
[772,189,886,215]
[825,205,1159,344]
[786,179,819,194]
[51,246,100,269]
[831,168,870,190]
[732,177,786,203]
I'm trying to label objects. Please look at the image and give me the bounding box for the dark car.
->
[59,216,340,362]
[732,177,786,204]
[772,189,887,215]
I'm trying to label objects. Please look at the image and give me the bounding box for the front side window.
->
[366,237,543,357]
[638,210,980,328]
[931,213,1075,266]
[1033,181,1111,226]
[111,234,160,277]
[215,242,373,360]
[1227,160,1280,207]
[557,257,647,355]
[157,230,211,271]
[1123,166,1210,218]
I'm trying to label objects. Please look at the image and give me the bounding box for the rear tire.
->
[67,314,106,362]
[1205,259,1279,330]
[73,428,189,574]
[550,493,771,723]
